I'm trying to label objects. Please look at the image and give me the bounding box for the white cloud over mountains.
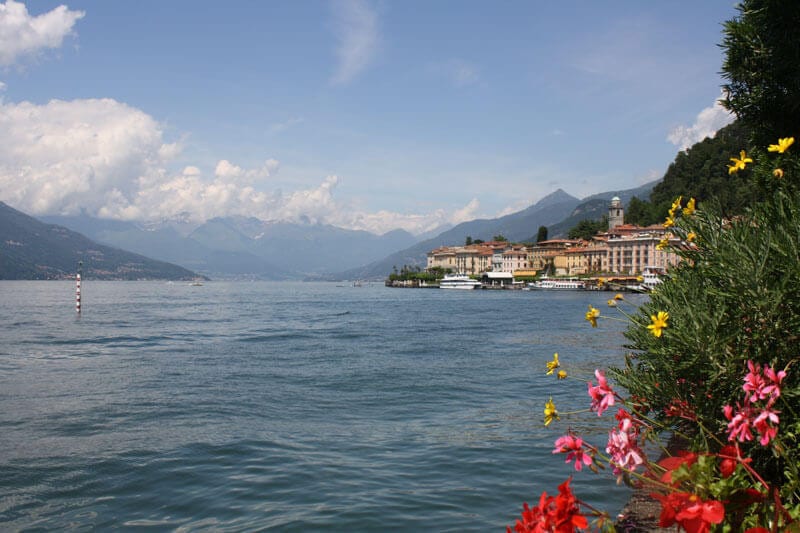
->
[668,93,735,150]
[0,96,472,235]
[0,0,84,66]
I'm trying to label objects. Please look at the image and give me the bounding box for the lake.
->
[0,281,641,530]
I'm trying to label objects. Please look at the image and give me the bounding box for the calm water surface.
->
[0,281,643,531]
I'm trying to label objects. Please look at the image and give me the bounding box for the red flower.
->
[652,492,724,533]
[508,478,588,533]
[657,451,698,485]
[718,444,738,478]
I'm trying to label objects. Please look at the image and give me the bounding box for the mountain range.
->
[6,180,657,281]
[0,202,200,280]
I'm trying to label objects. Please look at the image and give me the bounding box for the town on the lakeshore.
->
[389,197,682,290]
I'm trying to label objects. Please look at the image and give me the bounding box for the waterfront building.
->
[425,200,682,278]
[501,245,529,273]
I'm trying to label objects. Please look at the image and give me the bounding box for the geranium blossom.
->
[553,434,594,472]
[588,369,616,416]
[507,477,588,533]
[655,492,725,533]
[723,403,754,442]
[753,407,780,446]
[607,413,645,476]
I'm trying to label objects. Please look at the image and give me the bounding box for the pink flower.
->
[753,407,780,446]
[743,360,787,405]
[723,404,754,443]
[588,369,616,416]
[762,365,786,403]
[743,360,768,403]
[606,424,644,476]
[553,434,594,472]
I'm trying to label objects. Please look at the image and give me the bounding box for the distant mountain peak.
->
[534,189,580,209]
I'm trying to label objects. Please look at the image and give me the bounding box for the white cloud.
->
[451,198,480,224]
[214,158,279,184]
[668,93,735,150]
[330,0,379,85]
[0,0,84,67]
[0,96,487,235]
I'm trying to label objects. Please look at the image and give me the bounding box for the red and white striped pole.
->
[76,260,82,314]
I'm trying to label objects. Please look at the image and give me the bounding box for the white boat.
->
[528,277,586,290]
[637,267,665,292]
[439,274,482,290]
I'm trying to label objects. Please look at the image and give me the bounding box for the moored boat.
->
[527,277,585,290]
[439,274,482,290]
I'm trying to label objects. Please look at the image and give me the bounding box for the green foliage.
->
[493,234,508,242]
[536,225,548,242]
[465,236,473,246]
[387,264,449,282]
[624,196,658,226]
[721,0,800,146]
[649,120,755,218]
[567,216,607,240]
[611,144,800,510]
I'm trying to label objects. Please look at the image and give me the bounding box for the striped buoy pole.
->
[76,260,82,314]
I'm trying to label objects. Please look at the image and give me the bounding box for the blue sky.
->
[0,0,737,234]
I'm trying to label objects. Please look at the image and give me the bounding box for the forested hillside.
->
[625,120,753,226]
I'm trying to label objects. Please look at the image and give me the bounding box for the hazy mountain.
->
[333,189,582,280]
[0,202,200,280]
[542,180,659,239]
[41,213,419,279]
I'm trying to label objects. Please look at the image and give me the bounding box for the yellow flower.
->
[544,397,559,426]
[663,217,675,228]
[647,311,669,338]
[683,198,696,216]
[768,137,794,153]
[669,196,682,217]
[557,370,567,380]
[614,293,624,301]
[656,237,670,250]
[597,277,605,287]
[636,275,644,282]
[546,353,560,375]
[607,299,617,307]
[687,232,696,242]
[585,306,600,328]
[774,168,785,179]
[728,150,753,174]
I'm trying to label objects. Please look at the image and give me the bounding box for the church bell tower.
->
[609,196,624,230]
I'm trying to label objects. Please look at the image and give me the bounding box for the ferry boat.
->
[637,266,665,292]
[527,277,586,290]
[439,274,482,290]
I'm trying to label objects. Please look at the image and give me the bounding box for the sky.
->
[0,0,738,235]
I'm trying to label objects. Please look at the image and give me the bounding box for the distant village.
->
[393,197,682,289]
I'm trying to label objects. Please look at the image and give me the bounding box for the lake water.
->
[0,281,642,530]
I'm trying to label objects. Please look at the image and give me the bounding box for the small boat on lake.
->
[439,274,482,290]
[528,277,586,290]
